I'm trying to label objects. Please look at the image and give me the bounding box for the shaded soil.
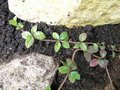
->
[0,0,120,90]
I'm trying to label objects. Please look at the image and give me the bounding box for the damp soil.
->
[0,0,120,90]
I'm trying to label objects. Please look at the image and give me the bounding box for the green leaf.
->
[52,32,59,40]
[80,43,87,51]
[71,63,77,70]
[31,25,37,35]
[16,22,24,30]
[60,32,69,40]
[45,85,51,90]
[68,75,75,83]
[93,43,99,53]
[62,41,70,49]
[100,50,107,58]
[58,66,69,74]
[22,31,32,39]
[69,71,80,83]
[54,41,61,52]
[66,58,72,66]
[25,35,34,48]
[73,42,80,49]
[99,45,105,50]
[66,59,77,70]
[79,33,87,42]
[9,18,17,27]
[34,31,46,40]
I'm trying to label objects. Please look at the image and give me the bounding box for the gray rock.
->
[0,53,58,90]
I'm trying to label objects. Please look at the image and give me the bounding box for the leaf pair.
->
[9,16,24,30]
[74,42,87,51]
[74,33,88,51]
[84,43,99,62]
[31,25,46,40]
[52,32,70,52]
[58,59,80,83]
[22,25,46,48]
[90,59,109,68]
[88,43,99,54]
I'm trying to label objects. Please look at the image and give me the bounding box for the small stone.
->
[0,53,58,90]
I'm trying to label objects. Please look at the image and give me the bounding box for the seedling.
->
[52,32,70,52]
[58,58,80,83]
[22,25,46,48]
[73,33,88,51]
[9,16,24,30]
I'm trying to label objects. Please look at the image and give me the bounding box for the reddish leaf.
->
[90,59,98,67]
[98,60,109,68]
[84,52,91,62]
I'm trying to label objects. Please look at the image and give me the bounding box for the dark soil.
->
[0,0,120,90]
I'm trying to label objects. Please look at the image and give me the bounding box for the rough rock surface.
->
[8,0,120,28]
[0,53,57,90]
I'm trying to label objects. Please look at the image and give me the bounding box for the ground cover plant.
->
[9,17,120,90]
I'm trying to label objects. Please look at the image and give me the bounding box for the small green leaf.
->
[99,46,105,50]
[9,18,17,27]
[73,43,80,49]
[58,66,69,74]
[34,31,46,40]
[22,31,32,39]
[60,32,69,40]
[62,41,70,49]
[69,71,80,83]
[16,22,24,30]
[52,32,59,40]
[93,43,99,52]
[45,85,51,90]
[31,25,37,35]
[100,50,107,58]
[80,43,87,51]
[66,58,72,66]
[79,33,87,42]
[54,41,61,52]
[66,59,77,70]
[71,63,77,70]
[68,75,75,83]
[25,35,34,48]
[70,71,80,80]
